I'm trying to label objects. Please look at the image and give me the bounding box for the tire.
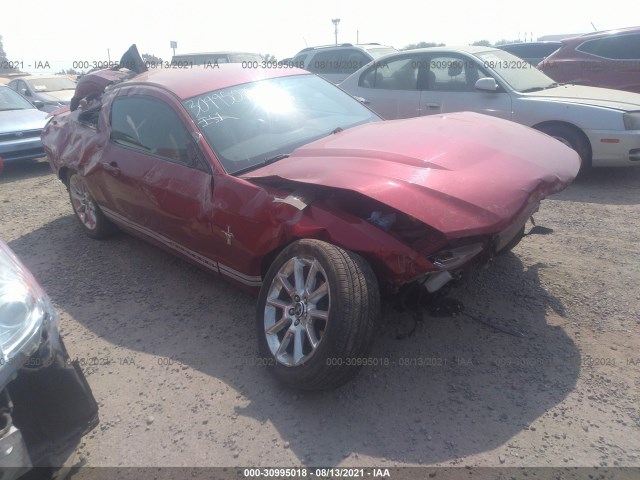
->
[497,225,525,255]
[536,124,591,173]
[67,170,116,239]
[256,239,380,390]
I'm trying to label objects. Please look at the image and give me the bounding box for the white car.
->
[339,46,640,169]
[293,43,397,84]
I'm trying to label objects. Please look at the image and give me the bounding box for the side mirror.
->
[32,100,45,109]
[475,77,499,92]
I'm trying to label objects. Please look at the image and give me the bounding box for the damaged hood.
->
[243,112,579,237]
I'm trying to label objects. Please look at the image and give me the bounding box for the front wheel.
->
[256,239,380,390]
[536,124,591,173]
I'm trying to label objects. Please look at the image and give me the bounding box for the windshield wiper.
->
[232,154,290,176]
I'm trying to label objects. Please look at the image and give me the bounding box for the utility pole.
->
[332,18,340,45]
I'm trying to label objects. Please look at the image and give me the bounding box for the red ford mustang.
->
[42,48,579,389]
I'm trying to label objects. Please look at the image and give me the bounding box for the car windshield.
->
[27,76,76,92]
[475,50,558,92]
[183,74,380,175]
[0,87,35,111]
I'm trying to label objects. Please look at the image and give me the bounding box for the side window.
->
[293,53,308,69]
[309,50,371,75]
[426,56,482,92]
[307,51,341,74]
[77,106,101,129]
[110,96,191,165]
[16,80,29,96]
[358,56,419,90]
[338,50,370,74]
[8,82,18,92]
[578,35,640,60]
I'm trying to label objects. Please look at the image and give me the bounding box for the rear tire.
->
[67,171,117,239]
[256,239,380,390]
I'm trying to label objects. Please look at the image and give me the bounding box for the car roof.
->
[382,45,497,55]
[567,25,640,41]
[117,64,310,100]
[10,75,72,81]
[498,41,562,48]
[295,43,392,54]
[173,51,260,56]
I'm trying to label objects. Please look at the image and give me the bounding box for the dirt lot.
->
[1,159,639,470]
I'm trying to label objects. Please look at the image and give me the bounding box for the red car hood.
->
[243,112,579,237]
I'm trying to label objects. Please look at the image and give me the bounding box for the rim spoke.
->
[308,282,328,303]
[277,273,296,299]
[309,308,328,321]
[266,297,291,310]
[304,323,319,348]
[293,327,304,364]
[70,188,83,203]
[293,258,304,294]
[304,260,318,294]
[276,329,294,358]
[265,316,291,335]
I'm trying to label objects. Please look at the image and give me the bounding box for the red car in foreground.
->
[42,48,579,389]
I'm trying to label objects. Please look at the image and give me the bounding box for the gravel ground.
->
[1,158,639,470]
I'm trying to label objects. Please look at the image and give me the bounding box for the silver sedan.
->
[339,46,640,169]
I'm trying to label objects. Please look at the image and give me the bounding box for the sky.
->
[1,0,636,74]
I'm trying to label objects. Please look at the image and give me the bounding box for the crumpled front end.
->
[245,113,580,293]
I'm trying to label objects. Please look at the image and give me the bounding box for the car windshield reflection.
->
[183,75,380,175]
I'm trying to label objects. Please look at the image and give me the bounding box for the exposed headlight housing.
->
[0,241,58,386]
[429,243,485,271]
[623,111,640,130]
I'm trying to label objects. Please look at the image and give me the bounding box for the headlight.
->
[429,243,485,271]
[0,241,57,386]
[623,111,640,130]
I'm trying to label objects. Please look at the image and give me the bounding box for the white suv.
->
[292,43,397,83]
